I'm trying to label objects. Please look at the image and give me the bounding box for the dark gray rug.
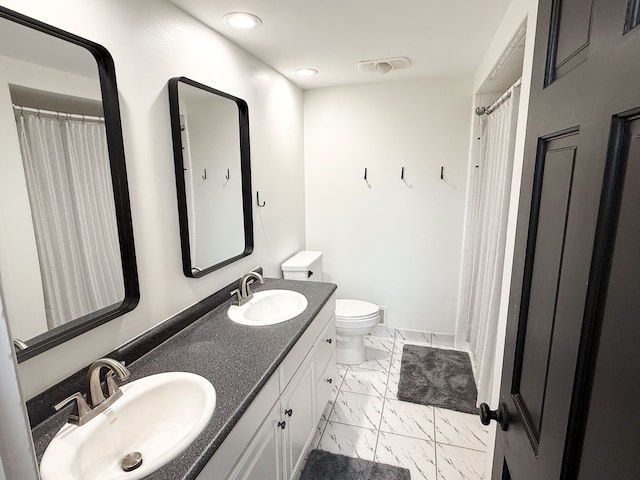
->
[300,449,411,480]
[398,345,478,414]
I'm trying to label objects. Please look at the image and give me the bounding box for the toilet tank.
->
[282,251,323,282]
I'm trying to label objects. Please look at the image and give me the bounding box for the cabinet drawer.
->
[315,351,337,423]
[314,318,335,382]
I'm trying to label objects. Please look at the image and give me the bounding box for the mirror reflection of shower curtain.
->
[14,109,123,329]
[462,83,520,404]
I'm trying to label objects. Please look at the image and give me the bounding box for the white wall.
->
[0,0,305,398]
[304,78,472,333]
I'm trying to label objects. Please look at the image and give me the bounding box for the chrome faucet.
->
[54,358,130,426]
[230,271,264,306]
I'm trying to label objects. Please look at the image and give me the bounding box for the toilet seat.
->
[335,299,379,322]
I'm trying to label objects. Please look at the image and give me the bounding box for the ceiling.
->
[169,0,513,90]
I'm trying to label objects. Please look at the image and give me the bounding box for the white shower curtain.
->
[462,83,520,404]
[14,109,124,329]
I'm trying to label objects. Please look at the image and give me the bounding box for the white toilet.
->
[282,251,380,365]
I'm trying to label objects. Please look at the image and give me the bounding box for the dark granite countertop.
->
[30,278,337,479]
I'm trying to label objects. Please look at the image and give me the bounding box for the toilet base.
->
[336,334,366,365]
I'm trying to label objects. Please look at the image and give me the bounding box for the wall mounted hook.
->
[439,166,454,187]
[363,167,372,188]
[225,168,230,180]
[202,168,207,180]
[401,166,413,188]
[257,191,266,207]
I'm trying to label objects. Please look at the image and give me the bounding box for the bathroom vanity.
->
[196,290,336,480]
[29,278,337,480]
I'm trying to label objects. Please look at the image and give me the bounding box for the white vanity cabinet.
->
[196,294,336,480]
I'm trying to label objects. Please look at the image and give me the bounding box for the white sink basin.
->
[40,372,216,480]
[228,289,308,326]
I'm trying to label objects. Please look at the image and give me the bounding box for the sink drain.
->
[121,451,143,472]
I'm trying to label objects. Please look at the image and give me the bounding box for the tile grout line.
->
[371,327,395,461]
[339,389,389,399]
[435,441,488,454]
[327,419,380,431]
[430,332,441,479]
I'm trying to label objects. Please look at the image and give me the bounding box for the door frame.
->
[454,4,540,477]
[0,295,39,479]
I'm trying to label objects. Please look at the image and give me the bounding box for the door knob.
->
[277,421,286,429]
[479,402,509,431]
[284,409,293,417]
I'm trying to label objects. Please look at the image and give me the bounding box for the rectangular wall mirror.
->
[168,77,253,277]
[0,7,139,361]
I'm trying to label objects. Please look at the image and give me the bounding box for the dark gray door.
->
[491,0,640,478]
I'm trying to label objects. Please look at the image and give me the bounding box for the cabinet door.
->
[281,352,315,479]
[228,399,283,480]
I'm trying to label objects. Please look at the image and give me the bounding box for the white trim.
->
[0,287,39,479]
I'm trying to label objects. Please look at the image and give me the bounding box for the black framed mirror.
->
[0,7,139,361]
[168,77,253,278]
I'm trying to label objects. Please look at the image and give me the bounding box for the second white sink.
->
[228,290,308,326]
[40,372,216,480]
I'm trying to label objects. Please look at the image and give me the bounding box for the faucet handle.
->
[54,392,92,422]
[106,371,122,396]
[230,288,242,306]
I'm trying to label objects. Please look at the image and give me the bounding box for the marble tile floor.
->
[310,326,489,480]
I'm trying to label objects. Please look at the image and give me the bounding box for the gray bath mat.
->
[300,449,411,480]
[398,345,478,414]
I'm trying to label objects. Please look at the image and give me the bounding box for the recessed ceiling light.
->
[294,68,318,77]
[224,12,262,29]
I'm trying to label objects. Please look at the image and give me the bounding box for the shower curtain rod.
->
[12,104,104,122]
[475,77,522,116]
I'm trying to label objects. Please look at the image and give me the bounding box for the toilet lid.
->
[336,299,379,319]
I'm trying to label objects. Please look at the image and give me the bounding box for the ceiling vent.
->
[357,57,411,74]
